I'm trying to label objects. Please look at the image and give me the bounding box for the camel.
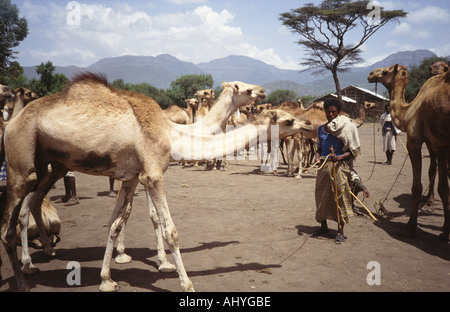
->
[194,88,215,112]
[368,64,450,240]
[421,62,450,209]
[1,73,300,292]
[9,88,39,120]
[163,102,194,125]
[429,61,449,76]
[0,87,61,275]
[0,85,12,108]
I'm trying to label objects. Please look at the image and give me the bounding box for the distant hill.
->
[22,49,437,96]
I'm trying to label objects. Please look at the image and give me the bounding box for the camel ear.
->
[393,64,399,74]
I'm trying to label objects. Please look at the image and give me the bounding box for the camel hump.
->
[71,72,110,87]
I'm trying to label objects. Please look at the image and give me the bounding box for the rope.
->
[366,123,377,181]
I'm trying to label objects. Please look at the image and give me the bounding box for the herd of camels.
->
[0,60,448,292]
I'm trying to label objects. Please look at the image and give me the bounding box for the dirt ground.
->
[0,125,449,293]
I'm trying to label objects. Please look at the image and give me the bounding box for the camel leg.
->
[425,148,437,208]
[19,165,67,275]
[294,137,303,179]
[1,180,32,291]
[99,178,138,292]
[145,190,176,272]
[114,224,132,264]
[437,151,450,241]
[285,138,294,177]
[141,170,194,292]
[401,143,423,237]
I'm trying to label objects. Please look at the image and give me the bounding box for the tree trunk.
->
[332,69,342,100]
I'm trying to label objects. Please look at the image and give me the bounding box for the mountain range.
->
[22,49,437,97]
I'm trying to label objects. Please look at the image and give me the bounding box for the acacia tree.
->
[280,0,407,99]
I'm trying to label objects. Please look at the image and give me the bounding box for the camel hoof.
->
[438,233,449,242]
[182,280,195,292]
[294,175,302,180]
[115,253,132,264]
[158,262,176,273]
[99,279,119,292]
[22,263,40,275]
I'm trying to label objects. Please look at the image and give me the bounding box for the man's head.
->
[324,98,342,122]
[384,104,391,113]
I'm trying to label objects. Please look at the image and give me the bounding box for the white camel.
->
[0,73,312,292]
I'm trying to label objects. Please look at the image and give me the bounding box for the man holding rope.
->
[312,98,365,244]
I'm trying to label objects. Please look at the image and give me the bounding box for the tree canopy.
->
[280,0,407,98]
[167,74,214,106]
[27,61,69,96]
[0,0,28,82]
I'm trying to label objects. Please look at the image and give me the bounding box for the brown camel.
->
[10,88,39,120]
[429,61,449,76]
[0,85,12,107]
[0,87,61,275]
[421,61,450,209]
[368,64,450,240]
[0,73,310,292]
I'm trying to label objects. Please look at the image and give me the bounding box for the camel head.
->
[221,81,266,109]
[254,103,272,114]
[430,61,449,76]
[194,89,215,101]
[13,87,39,104]
[367,64,408,90]
[185,98,199,110]
[257,109,314,138]
[0,84,13,102]
[363,101,376,110]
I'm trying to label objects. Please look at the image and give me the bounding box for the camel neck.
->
[387,79,410,132]
[170,122,276,162]
[11,97,25,119]
[199,88,236,131]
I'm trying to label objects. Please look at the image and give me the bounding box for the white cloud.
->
[391,22,411,35]
[407,5,450,24]
[18,2,295,70]
[166,0,207,4]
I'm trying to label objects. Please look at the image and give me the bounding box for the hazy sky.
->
[10,0,450,70]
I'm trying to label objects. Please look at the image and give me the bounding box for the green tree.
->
[0,61,27,87]
[0,0,28,83]
[280,0,407,99]
[167,74,214,106]
[265,89,299,106]
[28,61,68,96]
[405,56,449,102]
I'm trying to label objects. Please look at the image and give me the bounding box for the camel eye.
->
[285,119,293,126]
[382,70,388,76]
[247,89,252,95]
